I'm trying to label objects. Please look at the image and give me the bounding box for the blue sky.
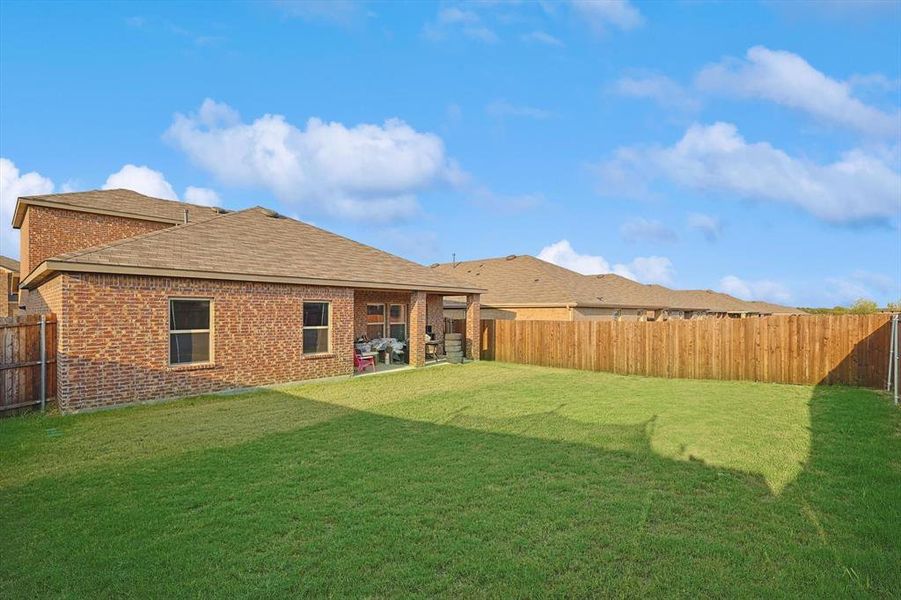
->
[1,0,899,307]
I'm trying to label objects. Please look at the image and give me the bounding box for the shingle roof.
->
[24,207,481,293]
[434,255,802,314]
[433,255,669,309]
[742,300,806,315]
[0,255,19,272]
[12,189,225,229]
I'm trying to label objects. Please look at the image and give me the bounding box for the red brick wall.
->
[351,290,446,344]
[409,291,427,367]
[20,206,171,279]
[25,276,62,315]
[426,294,445,344]
[353,290,412,340]
[55,273,355,412]
[0,269,8,317]
[465,294,481,360]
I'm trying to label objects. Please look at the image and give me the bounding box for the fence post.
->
[40,314,46,411]
[892,313,901,406]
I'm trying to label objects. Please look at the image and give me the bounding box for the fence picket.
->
[0,314,57,412]
[480,314,892,389]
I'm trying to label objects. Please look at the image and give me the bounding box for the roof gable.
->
[0,255,20,272]
[12,189,225,229]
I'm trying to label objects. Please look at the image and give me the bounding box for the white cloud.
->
[0,158,54,258]
[165,99,464,222]
[624,256,675,285]
[537,239,674,284]
[686,213,722,242]
[619,217,678,243]
[423,7,498,43]
[183,186,220,207]
[696,46,900,137]
[821,270,900,305]
[570,0,643,33]
[521,30,564,47]
[486,99,554,120]
[847,270,895,293]
[612,74,700,112]
[538,240,611,274]
[103,164,178,200]
[104,164,222,207]
[595,121,901,224]
[720,275,792,304]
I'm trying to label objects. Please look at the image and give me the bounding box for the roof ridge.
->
[21,188,220,214]
[52,207,253,263]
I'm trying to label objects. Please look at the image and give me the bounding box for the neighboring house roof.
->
[659,288,756,314]
[0,255,19,273]
[433,255,668,309]
[743,300,807,315]
[587,275,708,311]
[435,255,800,315]
[22,206,481,294]
[12,189,226,229]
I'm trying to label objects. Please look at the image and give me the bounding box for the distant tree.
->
[849,298,878,314]
[799,306,847,315]
[887,300,901,313]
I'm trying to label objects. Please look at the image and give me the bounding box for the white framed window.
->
[366,303,385,339]
[389,303,406,340]
[303,301,331,354]
[169,298,212,365]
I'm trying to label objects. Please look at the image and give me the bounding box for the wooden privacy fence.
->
[480,314,893,389]
[1,314,57,412]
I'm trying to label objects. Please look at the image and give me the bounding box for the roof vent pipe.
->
[183,208,189,224]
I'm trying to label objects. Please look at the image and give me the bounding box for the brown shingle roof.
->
[434,255,796,314]
[743,300,806,315]
[12,189,225,229]
[23,207,481,293]
[0,255,19,273]
[433,255,668,309]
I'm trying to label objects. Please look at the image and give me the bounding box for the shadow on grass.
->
[1,381,898,598]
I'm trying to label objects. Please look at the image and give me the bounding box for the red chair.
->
[354,351,376,373]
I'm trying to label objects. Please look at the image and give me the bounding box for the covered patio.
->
[352,288,480,374]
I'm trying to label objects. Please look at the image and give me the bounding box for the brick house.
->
[12,190,482,412]
[0,255,21,317]
[435,255,803,323]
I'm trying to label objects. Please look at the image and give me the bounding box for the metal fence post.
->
[892,314,901,406]
[40,314,46,411]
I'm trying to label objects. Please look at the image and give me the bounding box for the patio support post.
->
[465,293,480,361]
[409,291,427,367]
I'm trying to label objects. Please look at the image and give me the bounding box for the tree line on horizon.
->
[799,299,900,315]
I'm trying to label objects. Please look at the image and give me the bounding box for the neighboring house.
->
[435,255,804,322]
[435,256,681,322]
[0,255,20,317]
[13,189,482,412]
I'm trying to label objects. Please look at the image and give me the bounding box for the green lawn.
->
[1,362,898,598]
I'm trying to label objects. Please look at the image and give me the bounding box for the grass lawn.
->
[1,362,899,598]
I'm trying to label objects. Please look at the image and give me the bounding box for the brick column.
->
[409,291,427,367]
[465,293,480,361]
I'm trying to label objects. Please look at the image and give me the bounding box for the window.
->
[366,303,385,339]
[612,309,622,321]
[389,304,406,340]
[169,299,212,365]
[637,309,646,322]
[303,302,330,354]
